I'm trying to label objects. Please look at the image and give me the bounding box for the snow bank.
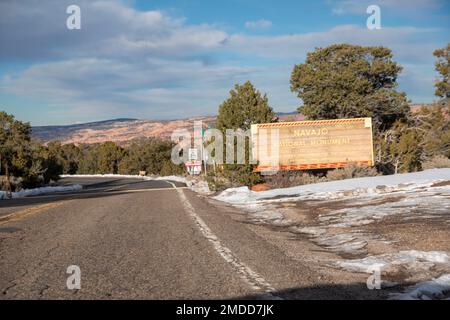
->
[391,274,450,300]
[0,185,82,200]
[214,169,450,205]
[213,169,450,257]
[319,188,450,227]
[336,250,449,274]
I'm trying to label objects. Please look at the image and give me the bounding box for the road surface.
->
[0,177,382,299]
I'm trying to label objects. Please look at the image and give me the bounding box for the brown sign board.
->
[251,118,374,172]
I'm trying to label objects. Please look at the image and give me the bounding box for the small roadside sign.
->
[185,161,202,175]
[188,148,198,161]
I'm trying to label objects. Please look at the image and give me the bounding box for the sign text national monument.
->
[251,118,374,172]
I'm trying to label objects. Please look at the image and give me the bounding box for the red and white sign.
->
[185,161,202,175]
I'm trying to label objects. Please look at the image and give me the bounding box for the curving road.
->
[0,177,381,300]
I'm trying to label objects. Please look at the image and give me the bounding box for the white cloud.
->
[244,19,272,30]
[0,0,445,124]
[1,57,259,120]
[328,0,443,15]
[0,0,228,60]
[227,25,438,63]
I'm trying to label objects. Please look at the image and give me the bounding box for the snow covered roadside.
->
[60,174,212,195]
[214,168,450,205]
[0,184,82,200]
[213,168,450,256]
[212,169,450,299]
[336,251,450,298]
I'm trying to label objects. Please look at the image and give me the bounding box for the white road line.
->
[168,182,280,299]
[104,186,188,193]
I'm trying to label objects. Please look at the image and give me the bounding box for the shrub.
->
[264,171,327,189]
[326,163,380,181]
[263,164,380,190]
[422,155,450,170]
[206,171,229,192]
[159,160,184,176]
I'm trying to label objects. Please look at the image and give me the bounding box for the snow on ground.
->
[214,168,450,205]
[318,188,450,227]
[390,274,450,300]
[213,169,450,298]
[213,170,450,258]
[336,250,449,274]
[0,185,82,200]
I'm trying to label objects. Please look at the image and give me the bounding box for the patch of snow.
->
[336,250,450,274]
[316,233,368,256]
[245,205,289,226]
[391,274,450,300]
[183,179,212,195]
[0,185,83,200]
[213,170,450,257]
[289,226,327,236]
[214,186,252,204]
[317,189,450,228]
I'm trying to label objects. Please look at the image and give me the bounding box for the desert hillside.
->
[32,112,305,145]
[32,116,216,145]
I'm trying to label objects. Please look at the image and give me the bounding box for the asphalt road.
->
[0,177,377,300]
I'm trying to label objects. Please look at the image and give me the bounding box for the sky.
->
[0,0,449,125]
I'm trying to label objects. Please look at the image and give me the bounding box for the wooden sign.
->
[251,118,374,172]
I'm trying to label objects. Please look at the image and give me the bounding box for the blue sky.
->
[0,0,449,125]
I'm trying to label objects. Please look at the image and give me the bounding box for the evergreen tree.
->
[216,81,275,131]
[60,143,82,174]
[290,44,410,132]
[97,142,125,174]
[0,112,32,194]
[215,81,276,188]
[433,44,450,99]
[413,103,450,160]
[119,138,181,175]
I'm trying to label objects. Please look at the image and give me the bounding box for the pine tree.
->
[433,44,450,99]
[216,81,275,131]
[290,44,410,133]
[0,112,32,195]
[215,81,276,187]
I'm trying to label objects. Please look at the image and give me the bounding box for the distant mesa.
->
[32,116,216,145]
